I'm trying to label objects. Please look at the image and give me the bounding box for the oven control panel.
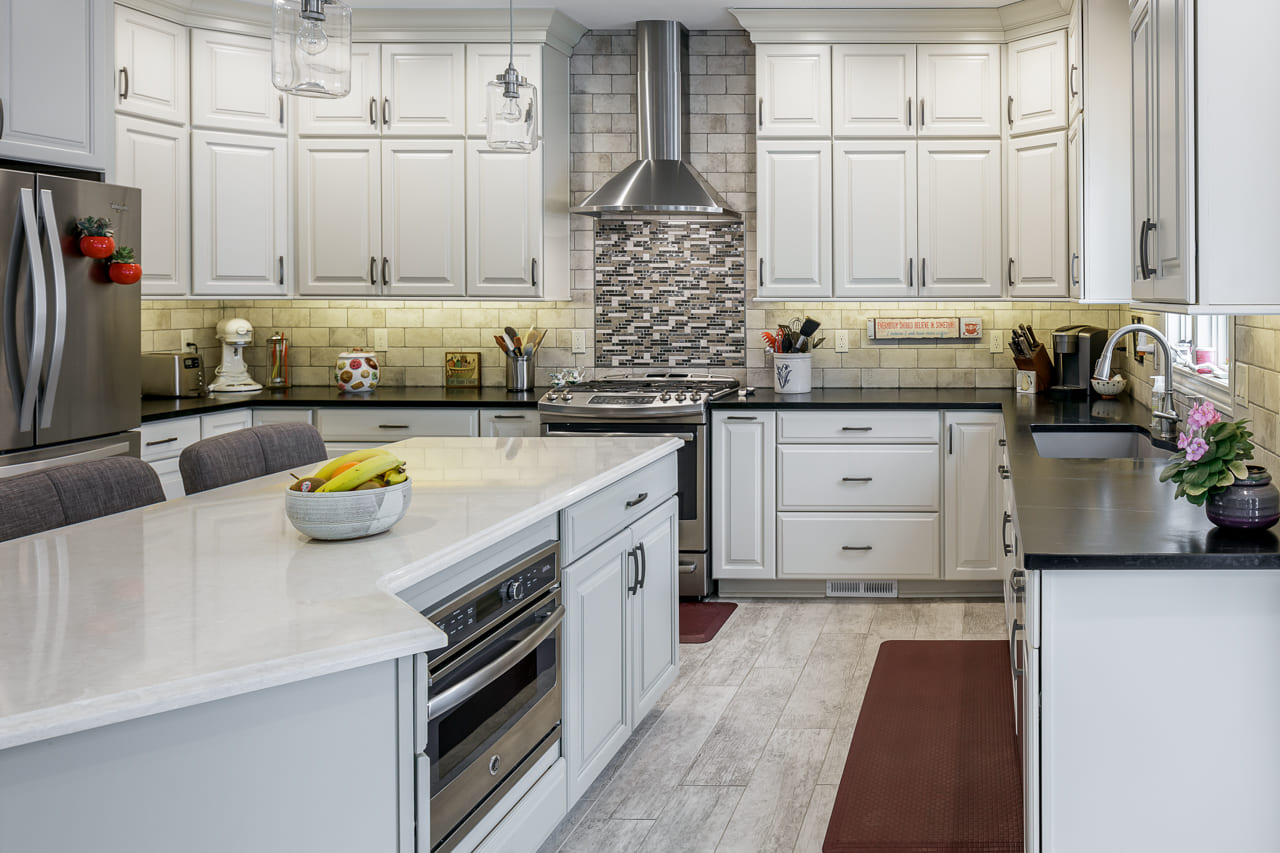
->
[427,543,559,652]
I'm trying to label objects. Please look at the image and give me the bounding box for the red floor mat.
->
[678,601,737,644]
[824,640,1023,853]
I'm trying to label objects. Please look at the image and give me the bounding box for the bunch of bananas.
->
[289,447,408,493]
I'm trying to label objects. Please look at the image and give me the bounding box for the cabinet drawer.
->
[561,454,677,565]
[201,409,251,437]
[777,410,939,444]
[777,445,939,510]
[315,408,478,441]
[139,418,202,461]
[777,512,939,579]
[252,408,314,426]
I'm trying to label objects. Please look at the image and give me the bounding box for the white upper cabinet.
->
[833,141,918,298]
[114,6,188,126]
[757,140,832,298]
[190,30,286,135]
[756,45,831,137]
[0,0,110,171]
[916,44,1001,138]
[295,43,382,137]
[1008,132,1068,298]
[115,116,189,297]
[918,140,1002,297]
[465,44,541,138]
[467,142,541,298]
[386,140,466,297]
[381,44,466,137]
[833,45,916,137]
[191,130,288,296]
[295,139,381,297]
[1007,31,1068,137]
[1068,1,1083,119]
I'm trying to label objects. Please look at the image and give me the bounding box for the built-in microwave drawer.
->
[561,453,677,564]
[777,512,940,579]
[315,408,478,441]
[777,410,940,444]
[777,444,940,511]
[139,417,202,461]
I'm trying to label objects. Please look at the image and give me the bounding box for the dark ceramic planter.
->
[1205,466,1280,530]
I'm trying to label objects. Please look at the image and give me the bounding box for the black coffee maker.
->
[1051,325,1108,397]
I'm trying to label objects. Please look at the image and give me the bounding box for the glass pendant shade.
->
[486,70,539,151]
[272,0,352,98]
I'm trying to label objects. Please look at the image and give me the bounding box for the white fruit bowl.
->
[285,478,412,540]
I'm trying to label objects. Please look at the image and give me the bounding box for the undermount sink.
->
[1030,425,1174,459]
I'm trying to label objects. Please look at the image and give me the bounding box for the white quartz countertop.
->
[0,436,680,750]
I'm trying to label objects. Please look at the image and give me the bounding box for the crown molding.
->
[731,0,1069,43]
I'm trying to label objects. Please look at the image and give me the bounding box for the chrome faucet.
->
[1094,323,1180,441]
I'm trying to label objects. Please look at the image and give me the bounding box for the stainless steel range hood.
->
[572,20,739,220]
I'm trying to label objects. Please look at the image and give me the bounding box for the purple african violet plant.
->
[1159,401,1255,506]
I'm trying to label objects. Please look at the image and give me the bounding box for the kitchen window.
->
[1166,313,1232,406]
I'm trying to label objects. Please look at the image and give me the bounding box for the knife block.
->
[1014,345,1054,394]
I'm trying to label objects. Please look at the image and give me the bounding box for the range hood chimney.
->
[572,20,740,220]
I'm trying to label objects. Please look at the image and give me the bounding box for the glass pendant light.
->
[272,0,352,99]
[486,0,538,151]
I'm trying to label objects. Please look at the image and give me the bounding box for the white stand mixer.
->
[209,317,263,393]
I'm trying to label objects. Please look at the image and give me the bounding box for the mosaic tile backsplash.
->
[594,220,745,367]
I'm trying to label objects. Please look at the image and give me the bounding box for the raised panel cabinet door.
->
[833,141,918,298]
[191,130,289,297]
[115,116,190,297]
[755,44,831,137]
[943,412,1002,580]
[295,43,381,137]
[190,30,286,135]
[114,6,189,126]
[1008,31,1068,137]
[295,139,381,297]
[465,43,542,138]
[1067,118,1083,299]
[385,139,466,297]
[916,44,1001,138]
[1130,0,1155,300]
[1008,131,1068,299]
[832,44,916,138]
[381,44,466,137]
[478,410,539,437]
[466,141,541,298]
[630,497,679,723]
[563,530,632,804]
[0,0,110,170]
[1150,0,1193,304]
[918,140,1002,297]
[757,141,832,298]
[1068,0,1083,119]
[712,412,776,581]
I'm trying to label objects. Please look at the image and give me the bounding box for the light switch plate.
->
[571,330,587,354]
[989,330,1003,353]
[373,328,388,351]
[834,330,849,353]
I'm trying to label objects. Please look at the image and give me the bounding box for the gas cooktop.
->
[538,372,740,420]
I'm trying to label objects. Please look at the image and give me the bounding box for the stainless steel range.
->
[539,373,739,597]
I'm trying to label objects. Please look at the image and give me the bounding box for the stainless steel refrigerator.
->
[1,168,141,476]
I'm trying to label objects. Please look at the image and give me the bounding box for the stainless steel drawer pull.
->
[119,67,130,100]
[1007,95,1014,127]
[726,416,758,421]
[378,424,410,429]
[625,492,649,509]
[491,414,526,420]
[1069,64,1079,98]
[842,545,873,552]
[383,97,391,126]
[145,436,179,446]
[369,97,377,126]
[841,476,873,483]
[842,426,873,432]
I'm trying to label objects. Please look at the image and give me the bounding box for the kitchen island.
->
[0,436,680,853]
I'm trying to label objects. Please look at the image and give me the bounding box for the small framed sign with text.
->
[444,352,481,388]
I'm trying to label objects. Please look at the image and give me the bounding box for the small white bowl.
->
[1091,376,1127,399]
[285,478,412,540]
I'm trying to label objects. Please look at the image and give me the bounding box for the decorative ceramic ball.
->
[335,349,380,392]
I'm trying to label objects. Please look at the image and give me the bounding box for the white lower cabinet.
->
[777,512,940,579]
[711,412,776,581]
[314,408,478,444]
[479,409,540,437]
[563,495,678,804]
[138,410,252,499]
[943,412,1003,580]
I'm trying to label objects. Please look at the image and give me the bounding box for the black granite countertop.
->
[140,386,545,422]
[713,388,1280,569]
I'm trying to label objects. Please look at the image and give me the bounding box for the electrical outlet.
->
[834,330,850,353]
[571,330,587,354]
[989,330,1003,354]
[180,331,198,352]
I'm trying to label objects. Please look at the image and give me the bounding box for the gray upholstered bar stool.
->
[0,456,166,543]
[179,422,328,495]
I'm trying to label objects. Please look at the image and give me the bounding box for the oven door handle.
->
[427,605,564,721]
[544,431,695,442]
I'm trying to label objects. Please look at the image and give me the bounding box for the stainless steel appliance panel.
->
[1,169,37,453]
[32,175,141,445]
[0,430,141,478]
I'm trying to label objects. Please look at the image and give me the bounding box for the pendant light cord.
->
[508,0,514,66]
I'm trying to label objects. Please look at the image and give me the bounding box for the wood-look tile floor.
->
[539,598,1006,853]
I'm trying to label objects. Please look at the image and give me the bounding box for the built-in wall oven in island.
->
[419,542,563,853]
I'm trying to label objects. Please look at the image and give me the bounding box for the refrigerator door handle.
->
[37,189,67,430]
[17,188,47,435]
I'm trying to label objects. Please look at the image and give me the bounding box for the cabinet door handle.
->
[1008,257,1016,287]
[1070,252,1080,287]
[906,96,912,127]
[1144,219,1157,279]
[726,416,757,421]
[0,96,5,138]
[119,67,130,100]
[920,257,927,287]
[369,97,377,126]
[1139,218,1156,279]
[919,97,924,127]
[1007,95,1014,127]
[145,436,179,447]
[625,492,649,509]
[759,256,765,285]
[370,256,377,287]
[841,426,873,432]
[758,96,764,128]
[998,464,1011,480]
[1010,619,1024,678]
[948,423,954,454]
[1011,569,1026,592]
[531,257,538,288]
[382,257,389,287]
[841,476,873,483]
[277,256,284,285]
[636,541,647,590]
[1069,64,1079,98]
[279,95,285,126]
[383,97,391,126]
[626,548,639,595]
[841,545,873,552]
[908,257,913,288]
[1003,511,1014,555]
